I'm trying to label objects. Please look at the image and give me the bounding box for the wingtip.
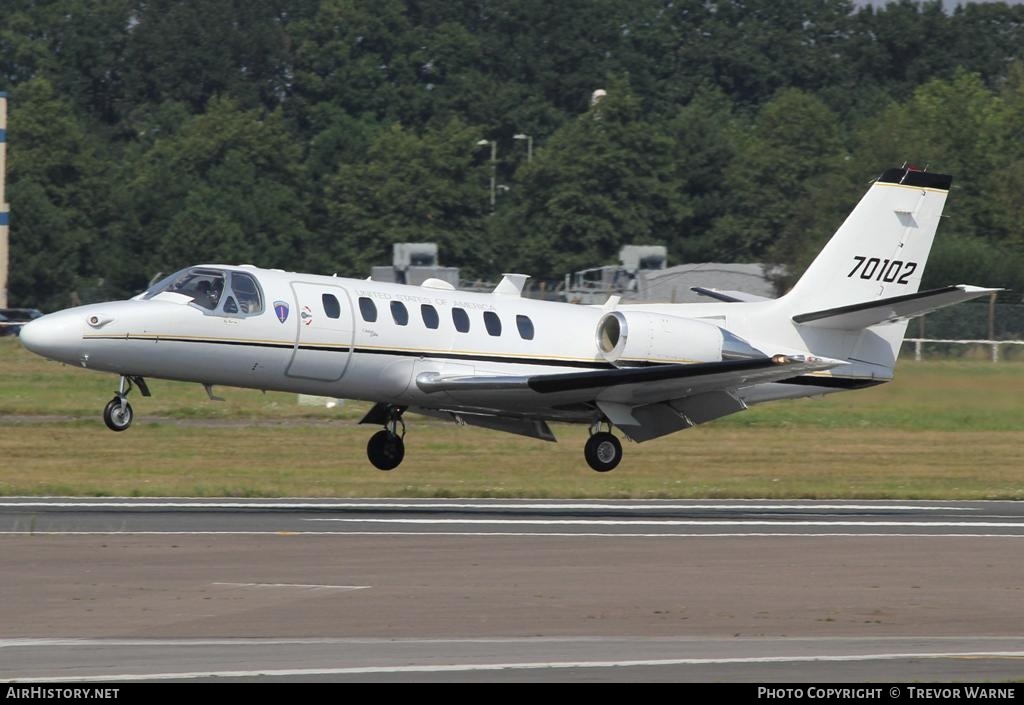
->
[772,353,847,370]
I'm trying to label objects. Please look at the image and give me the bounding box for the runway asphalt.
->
[1,498,1022,682]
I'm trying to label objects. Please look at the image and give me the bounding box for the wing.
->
[415,355,844,442]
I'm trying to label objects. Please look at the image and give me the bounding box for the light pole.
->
[513,133,533,162]
[0,92,8,308]
[476,139,496,209]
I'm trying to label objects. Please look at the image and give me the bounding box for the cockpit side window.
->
[229,272,264,315]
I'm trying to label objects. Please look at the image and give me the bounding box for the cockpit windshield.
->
[145,268,225,310]
[143,267,264,316]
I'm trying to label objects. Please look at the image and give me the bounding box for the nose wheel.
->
[103,397,134,431]
[101,375,150,432]
[366,406,406,471]
[584,428,622,472]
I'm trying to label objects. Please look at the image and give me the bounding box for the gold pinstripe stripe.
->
[83,333,293,346]
[81,333,615,365]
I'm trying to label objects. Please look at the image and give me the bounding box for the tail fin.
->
[781,167,953,375]
[784,167,952,310]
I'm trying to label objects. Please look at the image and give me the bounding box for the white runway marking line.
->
[211,582,370,591]
[304,518,1024,528]
[0,501,978,512]
[5,651,1024,682]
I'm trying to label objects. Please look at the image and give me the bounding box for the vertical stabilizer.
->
[782,167,953,373]
[784,168,951,312]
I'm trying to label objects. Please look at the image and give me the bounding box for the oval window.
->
[452,307,470,333]
[421,304,440,329]
[391,301,409,326]
[516,314,535,340]
[323,294,341,319]
[483,311,502,337]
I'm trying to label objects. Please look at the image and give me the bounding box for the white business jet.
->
[20,167,995,472]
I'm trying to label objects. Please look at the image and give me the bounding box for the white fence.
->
[904,338,1024,362]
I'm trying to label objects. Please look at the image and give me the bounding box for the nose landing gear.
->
[102,375,150,432]
[103,396,133,431]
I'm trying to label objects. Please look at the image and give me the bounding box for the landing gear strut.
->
[366,406,406,471]
[102,375,150,432]
[584,423,622,472]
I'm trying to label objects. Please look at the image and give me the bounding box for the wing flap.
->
[410,407,557,441]
[609,391,749,443]
[793,285,1000,329]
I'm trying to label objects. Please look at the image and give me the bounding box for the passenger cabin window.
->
[323,294,341,319]
[516,315,535,340]
[421,304,439,329]
[390,301,409,326]
[452,307,470,333]
[142,267,265,318]
[483,311,502,337]
[359,297,378,322]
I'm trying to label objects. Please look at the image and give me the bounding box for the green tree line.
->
[3,0,1024,311]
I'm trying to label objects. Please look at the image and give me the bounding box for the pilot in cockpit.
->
[209,278,223,309]
[195,280,212,308]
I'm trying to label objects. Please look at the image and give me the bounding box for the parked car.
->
[0,308,44,336]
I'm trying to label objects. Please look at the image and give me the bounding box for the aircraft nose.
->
[19,311,84,363]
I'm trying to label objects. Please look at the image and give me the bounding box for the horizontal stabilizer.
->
[691,287,773,303]
[793,285,1000,329]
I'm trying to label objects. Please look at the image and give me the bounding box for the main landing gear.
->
[356,403,624,473]
[102,375,150,432]
[366,406,406,471]
[584,423,623,473]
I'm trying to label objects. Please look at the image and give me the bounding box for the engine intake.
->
[596,311,763,365]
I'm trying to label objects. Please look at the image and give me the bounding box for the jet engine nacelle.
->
[595,311,763,365]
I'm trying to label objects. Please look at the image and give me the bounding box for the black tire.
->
[584,432,622,472]
[367,430,405,471]
[103,397,133,432]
